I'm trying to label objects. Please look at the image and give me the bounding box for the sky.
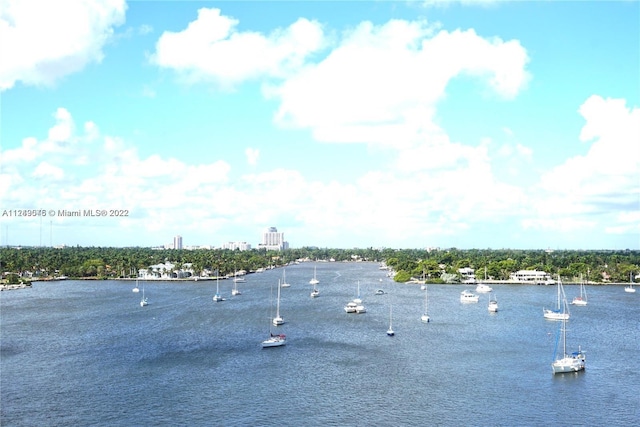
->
[1,0,639,250]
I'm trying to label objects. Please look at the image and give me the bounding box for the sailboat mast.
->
[275,279,281,318]
[562,319,567,358]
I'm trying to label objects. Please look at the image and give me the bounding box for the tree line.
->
[1,246,638,283]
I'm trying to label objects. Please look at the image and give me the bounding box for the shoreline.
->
[1,278,635,291]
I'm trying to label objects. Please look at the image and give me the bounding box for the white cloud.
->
[268,21,529,148]
[525,95,639,235]
[0,0,126,90]
[151,8,325,87]
[32,161,65,180]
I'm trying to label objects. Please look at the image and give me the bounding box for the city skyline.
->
[1,1,638,250]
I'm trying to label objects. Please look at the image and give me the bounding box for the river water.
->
[1,261,638,426]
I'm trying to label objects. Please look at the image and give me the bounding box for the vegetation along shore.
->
[1,246,638,289]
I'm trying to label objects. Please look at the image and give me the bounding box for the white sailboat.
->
[625,272,636,293]
[139,283,148,307]
[571,276,587,306]
[213,275,225,302]
[309,265,319,285]
[488,292,498,312]
[132,278,140,293]
[421,286,430,323]
[262,283,286,348]
[476,267,493,293]
[273,279,284,326]
[310,268,320,297]
[231,276,242,296]
[544,277,569,320]
[233,269,245,283]
[281,269,290,288]
[387,305,395,336]
[551,317,585,374]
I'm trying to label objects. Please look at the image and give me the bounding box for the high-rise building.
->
[258,227,289,251]
[173,235,183,250]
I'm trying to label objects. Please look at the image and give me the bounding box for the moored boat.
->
[460,289,479,303]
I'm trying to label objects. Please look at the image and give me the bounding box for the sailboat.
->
[625,272,636,293]
[273,280,284,326]
[309,265,319,285]
[571,276,587,306]
[543,276,569,320]
[262,283,286,348]
[387,305,395,336]
[233,269,245,283]
[476,267,493,293]
[551,316,585,374]
[139,283,148,307]
[310,283,320,298]
[132,278,140,293]
[213,275,225,302]
[488,292,498,312]
[421,285,430,323]
[231,275,242,296]
[281,269,290,288]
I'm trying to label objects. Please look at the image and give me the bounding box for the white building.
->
[458,267,476,284]
[173,235,183,250]
[510,270,554,284]
[258,226,289,251]
[221,241,252,251]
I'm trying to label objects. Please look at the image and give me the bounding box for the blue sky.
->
[1,0,639,249]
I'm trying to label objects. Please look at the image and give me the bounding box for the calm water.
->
[1,262,639,426]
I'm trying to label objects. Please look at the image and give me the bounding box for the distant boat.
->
[387,305,395,336]
[273,280,284,326]
[375,289,385,295]
[310,287,320,298]
[544,277,569,320]
[213,276,225,302]
[262,283,286,349]
[460,289,479,303]
[476,268,492,293]
[281,269,290,288]
[571,277,587,306]
[232,276,242,296]
[309,266,319,285]
[344,301,358,313]
[310,269,320,297]
[476,283,493,293]
[551,316,585,374]
[488,292,498,313]
[625,272,636,293]
[132,278,140,293]
[421,286,430,323]
[139,284,148,307]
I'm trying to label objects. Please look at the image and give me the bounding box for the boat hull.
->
[552,354,585,374]
[543,309,569,320]
[261,335,286,348]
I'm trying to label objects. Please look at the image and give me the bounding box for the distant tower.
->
[173,235,183,250]
[259,227,288,250]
